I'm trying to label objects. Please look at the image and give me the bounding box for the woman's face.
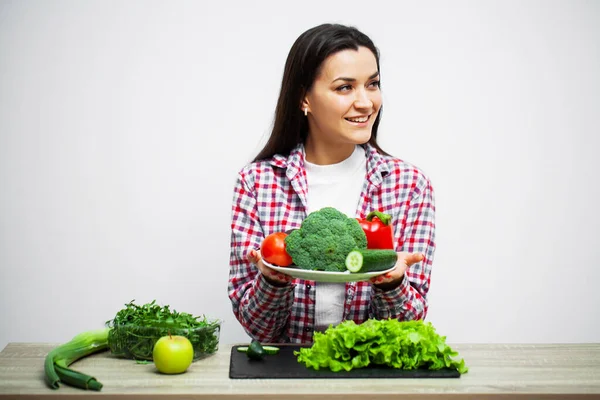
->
[303,46,382,160]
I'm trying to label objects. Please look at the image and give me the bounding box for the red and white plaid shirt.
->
[228,143,436,343]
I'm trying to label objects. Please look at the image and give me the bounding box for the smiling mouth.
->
[345,115,371,123]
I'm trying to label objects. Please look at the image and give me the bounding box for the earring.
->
[304,107,308,116]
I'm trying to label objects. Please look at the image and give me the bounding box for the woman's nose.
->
[354,89,373,109]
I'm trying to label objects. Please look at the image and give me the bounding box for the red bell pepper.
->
[356,211,395,249]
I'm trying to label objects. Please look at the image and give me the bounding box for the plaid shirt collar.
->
[269,142,392,186]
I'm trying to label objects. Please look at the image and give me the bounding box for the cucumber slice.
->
[262,346,280,355]
[345,250,364,273]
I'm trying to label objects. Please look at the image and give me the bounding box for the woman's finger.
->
[248,249,261,263]
[405,252,425,267]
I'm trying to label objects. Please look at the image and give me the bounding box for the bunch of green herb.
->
[106,300,220,361]
[295,319,468,373]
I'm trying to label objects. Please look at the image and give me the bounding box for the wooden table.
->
[1,342,599,399]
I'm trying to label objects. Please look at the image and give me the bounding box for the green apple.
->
[152,334,194,374]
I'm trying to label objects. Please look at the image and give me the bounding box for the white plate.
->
[263,260,395,283]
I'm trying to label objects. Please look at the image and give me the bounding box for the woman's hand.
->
[370,252,424,290]
[248,249,294,286]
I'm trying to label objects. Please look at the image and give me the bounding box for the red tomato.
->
[260,232,293,267]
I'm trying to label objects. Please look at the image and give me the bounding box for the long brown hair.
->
[253,24,388,162]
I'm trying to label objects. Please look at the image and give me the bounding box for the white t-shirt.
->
[304,145,367,331]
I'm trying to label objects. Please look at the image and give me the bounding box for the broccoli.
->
[284,207,367,272]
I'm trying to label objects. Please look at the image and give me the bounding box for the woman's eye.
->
[336,85,352,92]
[369,80,381,88]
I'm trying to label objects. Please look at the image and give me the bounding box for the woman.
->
[228,23,435,344]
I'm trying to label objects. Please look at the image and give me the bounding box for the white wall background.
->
[1,0,599,351]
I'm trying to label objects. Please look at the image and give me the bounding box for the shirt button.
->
[305,327,312,332]
[306,284,311,290]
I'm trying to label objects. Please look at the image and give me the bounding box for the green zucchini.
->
[247,340,265,360]
[345,249,398,273]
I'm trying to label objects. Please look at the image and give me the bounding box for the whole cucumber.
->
[345,249,398,273]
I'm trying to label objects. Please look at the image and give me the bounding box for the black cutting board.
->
[229,345,460,379]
